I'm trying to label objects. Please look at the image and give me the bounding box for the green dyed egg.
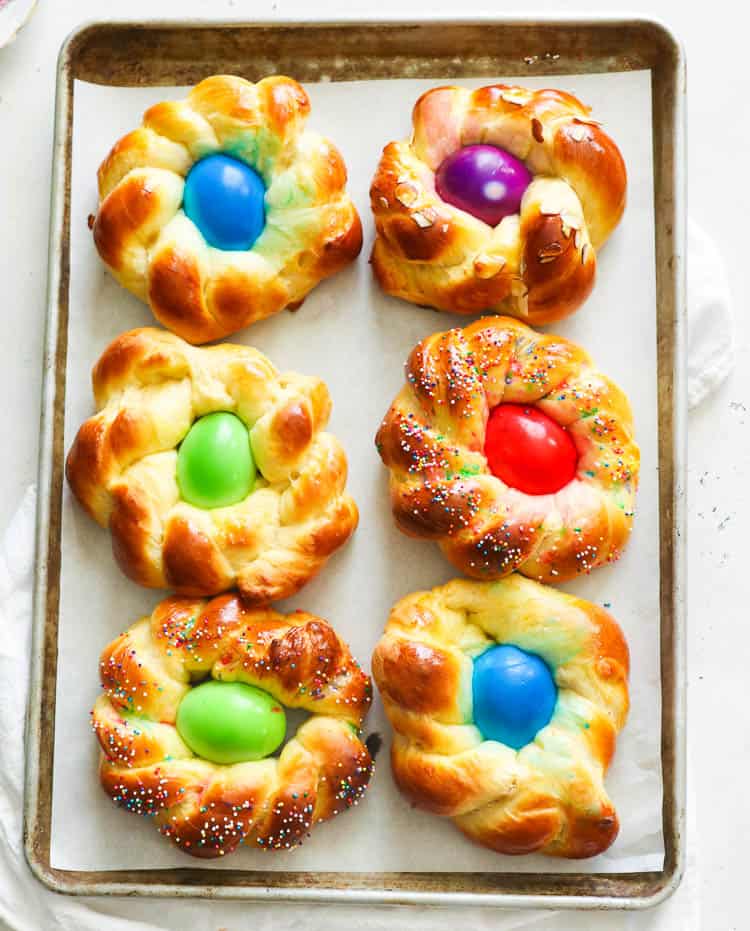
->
[176,681,286,764]
[177,412,256,509]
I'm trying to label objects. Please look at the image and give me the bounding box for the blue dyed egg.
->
[472,644,557,750]
[183,153,266,251]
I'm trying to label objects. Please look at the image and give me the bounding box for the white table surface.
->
[0,1,742,927]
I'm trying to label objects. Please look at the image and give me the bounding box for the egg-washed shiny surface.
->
[183,153,266,251]
[177,411,256,510]
[435,144,532,227]
[484,403,578,496]
[176,680,287,764]
[472,643,557,750]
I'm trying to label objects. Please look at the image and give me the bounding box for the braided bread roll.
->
[376,316,639,582]
[370,84,626,323]
[94,75,362,344]
[372,576,629,858]
[66,328,357,603]
[92,594,373,858]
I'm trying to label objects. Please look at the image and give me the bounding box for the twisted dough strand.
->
[92,594,373,858]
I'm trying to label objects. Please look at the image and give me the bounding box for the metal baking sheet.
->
[25,17,686,908]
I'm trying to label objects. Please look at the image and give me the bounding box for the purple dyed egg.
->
[435,144,532,226]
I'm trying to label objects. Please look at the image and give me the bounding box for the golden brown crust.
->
[369,84,626,324]
[375,639,462,716]
[371,576,629,858]
[66,327,358,602]
[93,595,373,858]
[376,316,639,582]
[93,75,362,344]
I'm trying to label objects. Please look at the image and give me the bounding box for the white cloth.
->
[0,0,37,50]
[0,219,730,928]
[688,218,734,408]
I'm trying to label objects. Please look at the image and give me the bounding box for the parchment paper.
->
[52,71,663,873]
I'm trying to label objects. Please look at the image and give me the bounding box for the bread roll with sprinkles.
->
[91,594,373,858]
[376,316,639,582]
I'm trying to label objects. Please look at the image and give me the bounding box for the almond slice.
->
[569,125,588,143]
[412,212,433,229]
[395,182,418,207]
[560,211,582,231]
[474,253,507,279]
[537,242,563,263]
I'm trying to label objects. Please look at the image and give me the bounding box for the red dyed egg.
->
[484,404,578,495]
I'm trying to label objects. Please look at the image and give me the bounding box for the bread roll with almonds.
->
[370,83,626,323]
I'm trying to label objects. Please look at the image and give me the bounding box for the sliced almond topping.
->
[501,91,527,106]
[511,275,528,297]
[569,125,588,143]
[581,243,590,265]
[412,211,433,229]
[378,196,389,209]
[473,253,507,279]
[395,182,418,208]
[537,242,563,263]
[560,211,582,231]
[574,229,583,251]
